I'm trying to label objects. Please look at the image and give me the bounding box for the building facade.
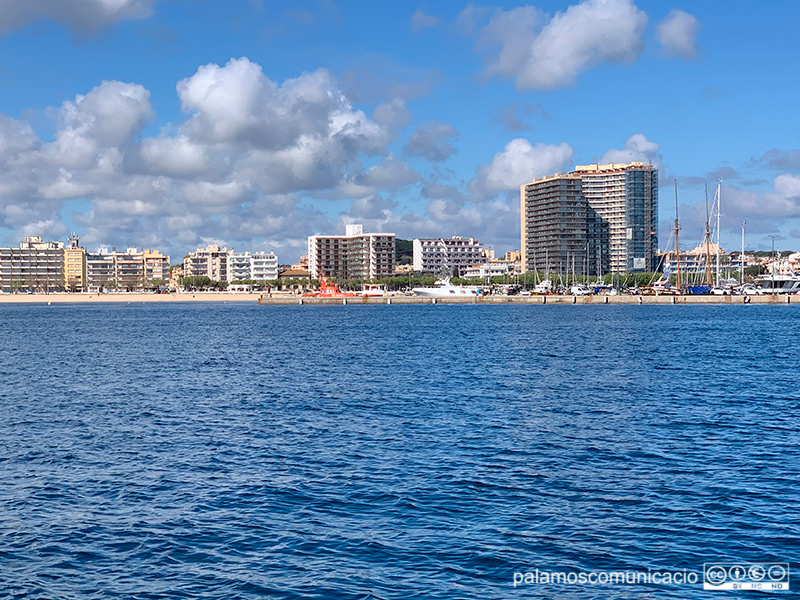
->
[184,245,231,282]
[521,162,657,275]
[86,252,114,291]
[228,251,279,281]
[412,236,488,275]
[111,248,170,290]
[308,224,395,280]
[63,233,87,291]
[250,251,278,280]
[0,236,65,293]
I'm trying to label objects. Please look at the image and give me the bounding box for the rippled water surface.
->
[1,303,798,599]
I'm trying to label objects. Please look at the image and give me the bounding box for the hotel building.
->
[308,224,395,280]
[412,237,488,274]
[521,162,658,275]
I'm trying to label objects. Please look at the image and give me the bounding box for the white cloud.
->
[657,10,700,59]
[0,0,157,36]
[599,133,661,167]
[470,0,648,89]
[138,136,208,177]
[0,115,40,160]
[474,139,574,194]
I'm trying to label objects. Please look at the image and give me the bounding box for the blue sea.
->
[1,303,798,599]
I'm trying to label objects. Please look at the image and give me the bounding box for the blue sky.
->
[1,0,799,262]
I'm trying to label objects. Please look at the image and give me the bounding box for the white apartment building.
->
[308,224,395,280]
[250,251,279,280]
[185,245,279,282]
[228,251,279,281]
[412,237,488,274]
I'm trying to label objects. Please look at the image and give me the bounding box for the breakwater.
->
[259,294,796,305]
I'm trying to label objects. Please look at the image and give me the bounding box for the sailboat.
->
[686,184,713,295]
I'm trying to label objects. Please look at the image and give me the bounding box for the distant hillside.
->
[396,238,413,265]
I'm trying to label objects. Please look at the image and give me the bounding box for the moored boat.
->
[411,278,481,297]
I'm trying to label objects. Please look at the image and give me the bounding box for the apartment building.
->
[63,233,87,291]
[185,246,278,282]
[412,236,488,274]
[308,224,395,280]
[184,245,231,282]
[0,236,65,293]
[521,162,657,275]
[250,251,279,280]
[111,248,170,290]
[86,252,114,291]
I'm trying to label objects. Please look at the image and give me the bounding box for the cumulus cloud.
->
[411,8,439,31]
[474,139,574,195]
[404,121,459,161]
[0,58,413,259]
[0,0,157,36]
[599,133,661,167]
[469,0,648,89]
[657,10,700,59]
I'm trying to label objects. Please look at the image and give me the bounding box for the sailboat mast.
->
[715,181,721,286]
[741,221,746,284]
[674,180,681,291]
[704,184,712,287]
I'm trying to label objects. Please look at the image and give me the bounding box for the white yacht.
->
[754,274,800,294]
[533,279,553,294]
[411,278,481,297]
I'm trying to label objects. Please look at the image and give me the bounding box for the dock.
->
[258,294,796,306]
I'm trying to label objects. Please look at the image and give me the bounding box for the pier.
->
[258,294,796,306]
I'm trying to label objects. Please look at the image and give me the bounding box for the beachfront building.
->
[184,245,279,282]
[112,249,146,291]
[521,162,658,275]
[184,245,231,282]
[308,224,395,280]
[111,248,170,291]
[143,249,170,284]
[250,251,278,280]
[86,252,114,291]
[412,236,488,275]
[0,236,65,293]
[63,233,87,292]
[228,251,279,281]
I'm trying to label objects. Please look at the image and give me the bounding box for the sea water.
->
[1,303,798,599]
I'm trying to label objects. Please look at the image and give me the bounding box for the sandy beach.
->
[0,292,269,303]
